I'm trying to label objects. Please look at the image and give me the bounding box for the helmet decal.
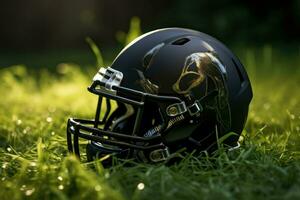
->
[173,52,217,94]
[173,52,231,130]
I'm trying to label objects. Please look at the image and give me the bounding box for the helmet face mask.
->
[67,66,192,163]
[66,28,253,164]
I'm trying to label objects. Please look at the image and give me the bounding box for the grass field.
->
[0,46,299,200]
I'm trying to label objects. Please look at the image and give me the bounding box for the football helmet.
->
[66,28,252,164]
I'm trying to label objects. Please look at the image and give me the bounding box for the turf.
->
[0,47,299,200]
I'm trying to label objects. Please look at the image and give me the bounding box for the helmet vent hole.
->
[172,38,190,45]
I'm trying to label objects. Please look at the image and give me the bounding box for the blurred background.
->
[0,0,299,68]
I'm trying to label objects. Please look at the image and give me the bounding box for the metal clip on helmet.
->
[66,28,253,164]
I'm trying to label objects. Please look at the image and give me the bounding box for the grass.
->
[0,46,299,200]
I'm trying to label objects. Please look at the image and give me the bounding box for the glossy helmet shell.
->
[109,28,252,150]
[67,28,252,163]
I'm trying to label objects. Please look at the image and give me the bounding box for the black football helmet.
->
[67,28,252,164]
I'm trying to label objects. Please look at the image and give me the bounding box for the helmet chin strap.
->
[144,114,185,137]
[165,89,220,119]
[135,146,171,163]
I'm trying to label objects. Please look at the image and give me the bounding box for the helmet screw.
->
[168,106,178,116]
[189,120,194,124]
